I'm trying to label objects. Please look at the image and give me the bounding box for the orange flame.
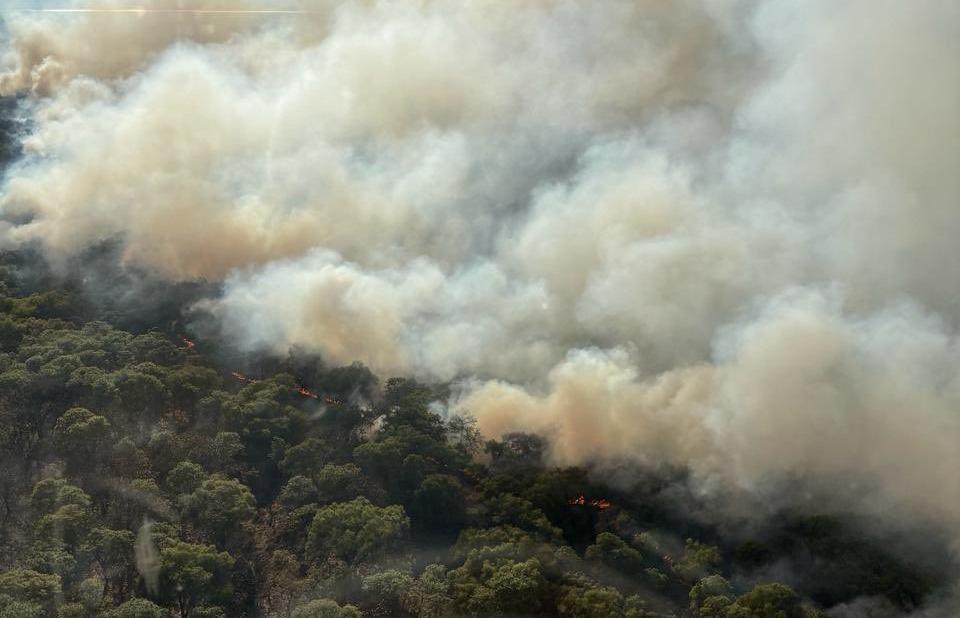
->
[567,494,611,510]
[296,386,320,400]
[187,335,336,403]
[230,371,256,384]
[230,371,340,403]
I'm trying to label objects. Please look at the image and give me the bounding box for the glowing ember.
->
[296,386,320,399]
[229,370,340,403]
[230,371,256,384]
[180,336,196,350]
[567,494,611,510]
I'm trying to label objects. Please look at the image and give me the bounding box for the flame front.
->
[296,386,319,400]
[230,371,256,384]
[567,494,611,510]
[230,370,340,404]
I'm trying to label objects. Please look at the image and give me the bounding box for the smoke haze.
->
[1,0,958,579]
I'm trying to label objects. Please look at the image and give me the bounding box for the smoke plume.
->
[1,0,958,570]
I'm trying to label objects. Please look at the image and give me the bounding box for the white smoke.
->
[1,0,958,563]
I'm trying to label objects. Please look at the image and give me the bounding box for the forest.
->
[0,2,958,615]
[0,250,948,617]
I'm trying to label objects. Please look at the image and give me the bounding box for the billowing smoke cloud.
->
[463,291,960,530]
[1,0,959,567]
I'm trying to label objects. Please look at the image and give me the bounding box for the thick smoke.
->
[1,0,959,570]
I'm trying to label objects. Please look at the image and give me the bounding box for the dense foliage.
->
[0,256,945,617]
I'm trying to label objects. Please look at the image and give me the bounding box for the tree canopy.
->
[0,268,946,616]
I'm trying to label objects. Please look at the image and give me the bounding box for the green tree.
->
[314,464,367,504]
[446,414,482,455]
[30,479,90,515]
[57,602,85,618]
[0,600,45,618]
[34,502,92,552]
[558,584,625,617]
[450,557,548,616]
[725,583,806,618]
[584,532,644,576]
[145,431,185,477]
[80,528,136,603]
[76,576,104,613]
[129,334,181,365]
[0,569,61,613]
[673,539,722,581]
[180,477,255,547]
[306,498,409,566]
[52,407,111,473]
[291,599,361,618]
[109,438,152,480]
[410,474,466,532]
[165,461,206,497]
[360,569,414,616]
[487,558,549,615]
[403,564,451,618]
[280,438,331,479]
[690,575,733,617]
[484,494,561,541]
[24,535,79,588]
[277,475,318,511]
[224,381,306,464]
[158,541,235,618]
[105,598,166,618]
[165,366,221,408]
[200,432,243,474]
[112,368,171,428]
[0,315,25,351]
[382,378,444,439]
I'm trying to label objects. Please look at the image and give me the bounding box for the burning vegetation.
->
[0,268,952,617]
[229,368,341,404]
[0,0,956,615]
[567,495,612,511]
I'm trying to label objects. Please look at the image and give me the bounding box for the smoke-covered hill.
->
[0,2,958,616]
[0,268,955,616]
